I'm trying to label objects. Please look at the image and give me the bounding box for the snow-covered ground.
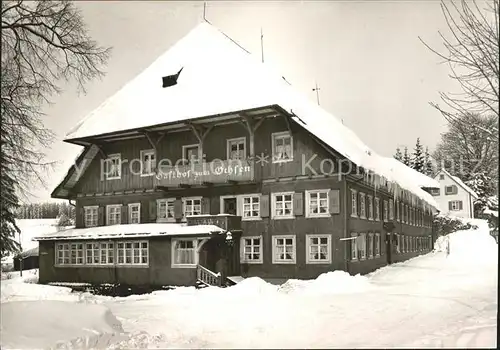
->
[1,220,497,349]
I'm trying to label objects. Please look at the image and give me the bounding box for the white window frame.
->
[396,200,400,222]
[375,233,380,256]
[367,233,373,258]
[106,204,122,226]
[271,131,293,163]
[140,149,156,177]
[226,137,246,160]
[359,193,366,219]
[450,200,462,211]
[221,194,261,221]
[306,234,332,264]
[104,153,121,180]
[240,236,263,264]
[389,200,394,220]
[305,189,330,218]
[85,241,115,266]
[395,233,401,254]
[445,185,456,195]
[383,200,389,222]
[271,192,295,220]
[55,243,70,265]
[375,197,380,221]
[182,143,201,164]
[367,195,374,220]
[350,233,358,261]
[117,240,149,266]
[128,203,141,224]
[70,242,84,265]
[272,235,296,264]
[157,198,176,222]
[351,189,358,218]
[358,233,367,260]
[84,205,98,228]
[182,196,202,219]
[171,238,198,268]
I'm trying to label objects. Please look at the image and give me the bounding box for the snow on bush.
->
[278,271,372,295]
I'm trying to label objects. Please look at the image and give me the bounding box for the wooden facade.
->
[42,110,434,287]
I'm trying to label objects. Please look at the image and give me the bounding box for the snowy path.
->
[100,251,497,348]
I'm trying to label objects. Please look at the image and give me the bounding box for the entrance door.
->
[222,197,237,215]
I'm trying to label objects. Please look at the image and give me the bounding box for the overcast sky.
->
[35,0,458,202]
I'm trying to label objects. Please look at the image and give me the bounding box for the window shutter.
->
[453,185,458,194]
[448,201,452,210]
[149,200,157,221]
[293,192,303,216]
[329,189,340,214]
[459,201,463,210]
[202,197,211,215]
[121,205,128,224]
[174,199,183,220]
[260,194,270,218]
[98,206,105,226]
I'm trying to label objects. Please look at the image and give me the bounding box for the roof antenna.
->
[312,81,321,105]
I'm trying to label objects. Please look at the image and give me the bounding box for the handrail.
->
[196,264,222,287]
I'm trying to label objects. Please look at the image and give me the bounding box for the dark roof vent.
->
[162,67,183,88]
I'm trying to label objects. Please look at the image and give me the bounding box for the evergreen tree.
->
[466,172,493,216]
[424,147,434,176]
[394,147,403,161]
[412,138,425,173]
[0,145,21,256]
[403,147,411,167]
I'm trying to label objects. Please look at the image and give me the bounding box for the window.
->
[405,205,409,224]
[375,198,380,221]
[128,203,141,224]
[241,236,262,263]
[183,197,202,218]
[272,131,293,162]
[242,195,260,219]
[306,235,331,264]
[375,233,380,256]
[367,233,373,258]
[367,195,374,220]
[56,243,70,265]
[401,202,405,223]
[389,200,394,220]
[358,233,367,260]
[70,243,84,265]
[86,242,114,265]
[117,241,148,265]
[272,192,294,219]
[157,198,175,222]
[383,200,389,222]
[449,200,463,211]
[172,239,197,267]
[106,205,122,226]
[445,185,457,195]
[396,200,400,222]
[351,233,358,261]
[140,149,156,176]
[182,144,201,164]
[227,137,246,160]
[103,154,121,180]
[439,174,445,180]
[272,235,296,264]
[359,193,366,219]
[306,190,329,218]
[84,206,98,228]
[431,188,440,196]
[351,189,358,217]
[395,234,400,254]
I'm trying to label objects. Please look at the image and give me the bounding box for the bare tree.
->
[419,0,499,139]
[1,0,111,195]
[1,0,111,255]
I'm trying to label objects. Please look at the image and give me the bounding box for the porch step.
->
[227,276,245,285]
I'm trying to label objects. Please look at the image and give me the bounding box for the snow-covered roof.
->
[32,223,226,241]
[63,22,438,210]
[382,158,439,189]
[438,169,479,199]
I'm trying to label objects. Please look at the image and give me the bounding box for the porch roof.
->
[32,223,226,242]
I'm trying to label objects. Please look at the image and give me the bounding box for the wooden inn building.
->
[34,23,439,288]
